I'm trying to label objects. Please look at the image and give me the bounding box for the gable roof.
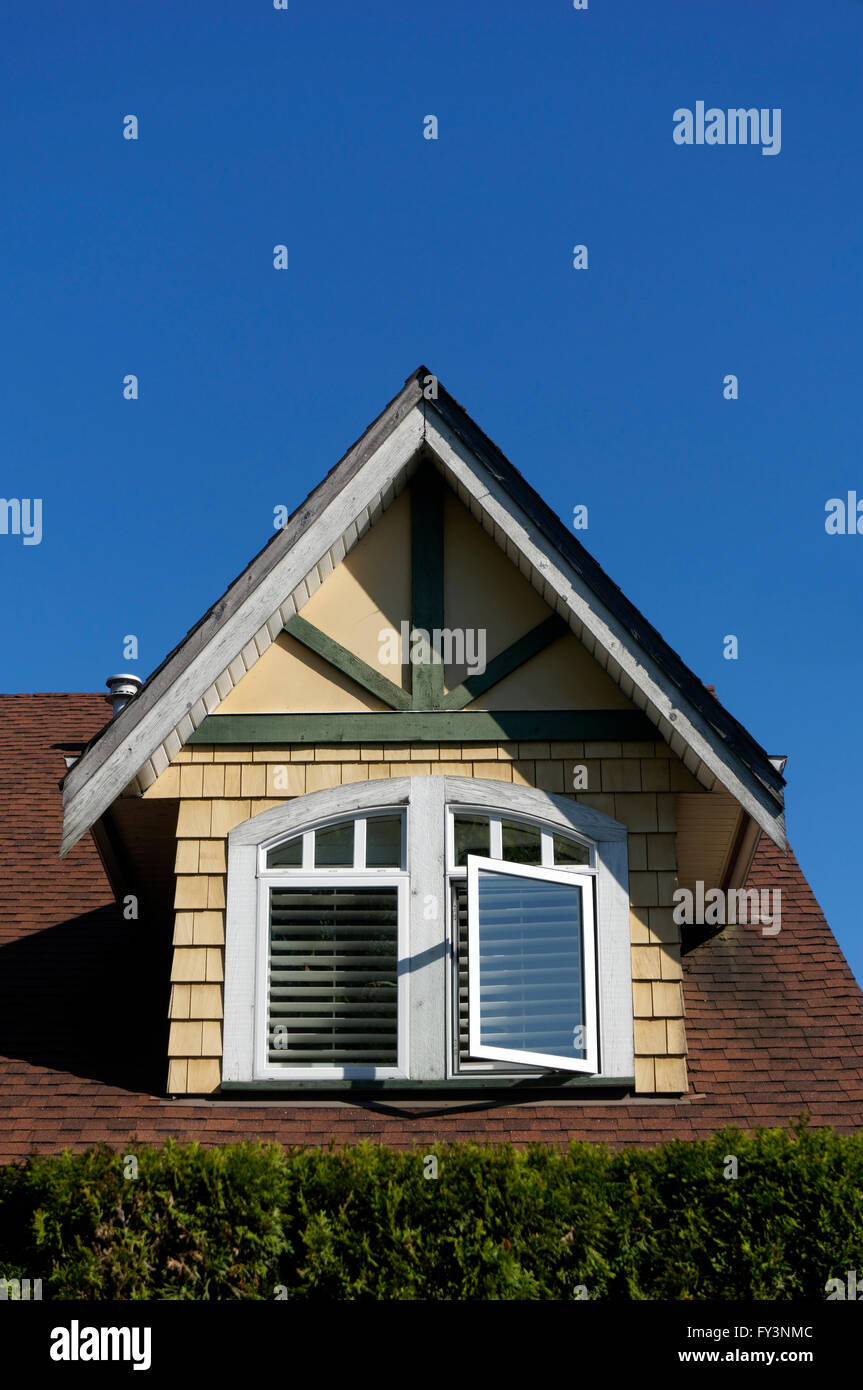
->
[60,367,786,857]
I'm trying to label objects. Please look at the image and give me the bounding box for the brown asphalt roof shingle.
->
[0,693,860,1162]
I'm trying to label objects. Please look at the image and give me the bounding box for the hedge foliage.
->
[0,1123,861,1299]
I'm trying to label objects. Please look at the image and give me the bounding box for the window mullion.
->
[353,817,367,869]
[405,777,447,1080]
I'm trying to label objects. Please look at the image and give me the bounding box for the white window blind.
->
[267,884,399,1066]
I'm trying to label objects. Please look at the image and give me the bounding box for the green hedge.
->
[0,1123,861,1299]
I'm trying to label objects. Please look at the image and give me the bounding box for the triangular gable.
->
[211,480,631,717]
[61,367,786,855]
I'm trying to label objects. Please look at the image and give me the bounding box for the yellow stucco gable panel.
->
[466,632,634,711]
[215,632,388,714]
[443,491,551,680]
[300,490,410,689]
[215,477,640,715]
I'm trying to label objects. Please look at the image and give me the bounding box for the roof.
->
[60,367,786,856]
[0,694,859,1159]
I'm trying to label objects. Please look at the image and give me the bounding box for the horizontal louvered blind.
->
[472,868,586,1062]
[454,882,520,1069]
[268,885,398,1065]
[454,881,473,1065]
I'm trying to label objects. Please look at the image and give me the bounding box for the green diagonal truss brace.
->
[282,467,571,712]
[283,614,413,709]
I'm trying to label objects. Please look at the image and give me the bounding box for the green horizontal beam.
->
[188,710,657,745]
[440,614,569,710]
[284,614,411,710]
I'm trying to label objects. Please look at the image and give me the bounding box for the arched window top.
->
[260,799,593,874]
[229,775,627,856]
[264,811,405,871]
[447,806,592,871]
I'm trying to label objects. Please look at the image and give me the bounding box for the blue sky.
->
[2,1,862,983]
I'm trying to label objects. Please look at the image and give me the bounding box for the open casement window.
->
[223,776,633,1089]
[466,857,597,1074]
[448,808,595,1075]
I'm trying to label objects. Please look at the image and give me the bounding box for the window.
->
[260,813,408,1078]
[447,809,594,1075]
[223,777,633,1087]
[265,814,405,871]
[466,859,596,1073]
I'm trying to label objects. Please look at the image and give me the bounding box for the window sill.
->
[218,1076,636,1095]
[163,1085,697,1109]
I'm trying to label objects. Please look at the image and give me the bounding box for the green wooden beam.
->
[410,466,445,708]
[188,710,657,745]
[440,614,569,710]
[283,614,412,710]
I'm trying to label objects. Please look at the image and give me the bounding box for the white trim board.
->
[61,408,424,854]
[423,410,785,847]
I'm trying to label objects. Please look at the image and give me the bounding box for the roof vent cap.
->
[105,673,143,717]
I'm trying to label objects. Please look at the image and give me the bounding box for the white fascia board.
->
[423,411,786,850]
[60,408,425,856]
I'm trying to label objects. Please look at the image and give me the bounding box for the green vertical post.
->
[410,465,446,708]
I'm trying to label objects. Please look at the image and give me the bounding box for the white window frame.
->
[222,776,633,1086]
[466,856,598,1074]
